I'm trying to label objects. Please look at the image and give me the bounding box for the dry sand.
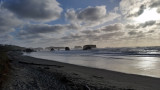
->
[4,51,160,90]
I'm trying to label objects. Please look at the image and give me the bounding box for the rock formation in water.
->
[65,47,70,51]
[23,48,35,52]
[83,45,96,50]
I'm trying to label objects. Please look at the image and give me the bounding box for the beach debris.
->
[85,85,91,90]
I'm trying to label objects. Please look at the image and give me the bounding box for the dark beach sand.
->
[4,52,160,90]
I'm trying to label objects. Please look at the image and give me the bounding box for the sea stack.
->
[83,45,96,50]
[65,47,70,51]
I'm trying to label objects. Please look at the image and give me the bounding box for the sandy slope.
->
[3,52,160,90]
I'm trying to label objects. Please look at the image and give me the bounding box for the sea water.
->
[24,48,160,78]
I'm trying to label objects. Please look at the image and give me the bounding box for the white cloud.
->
[120,0,160,20]
[65,6,120,28]
[101,23,124,32]
[120,0,150,19]
[1,0,160,47]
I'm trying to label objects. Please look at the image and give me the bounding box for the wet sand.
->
[5,52,160,90]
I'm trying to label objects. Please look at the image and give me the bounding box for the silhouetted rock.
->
[65,47,70,51]
[50,48,55,51]
[83,45,96,50]
[24,48,35,52]
[46,46,66,51]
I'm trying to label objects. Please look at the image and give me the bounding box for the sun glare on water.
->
[134,8,160,23]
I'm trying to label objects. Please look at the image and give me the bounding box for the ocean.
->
[24,48,160,78]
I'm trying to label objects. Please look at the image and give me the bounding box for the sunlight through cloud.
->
[134,8,160,23]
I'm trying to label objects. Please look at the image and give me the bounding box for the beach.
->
[2,51,160,90]
[1,0,160,89]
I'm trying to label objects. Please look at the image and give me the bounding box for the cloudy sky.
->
[0,0,160,48]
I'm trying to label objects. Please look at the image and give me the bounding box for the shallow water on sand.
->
[24,50,160,78]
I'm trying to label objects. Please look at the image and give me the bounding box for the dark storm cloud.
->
[128,31,145,38]
[19,24,79,35]
[65,6,106,22]
[77,6,106,21]
[150,1,160,8]
[146,0,160,13]
[127,5,146,17]
[157,8,160,13]
[0,10,22,34]
[125,21,156,30]
[65,6,120,27]
[3,0,63,22]
[102,23,123,32]
[148,30,155,33]
[22,24,64,34]
[128,31,137,35]
[81,30,100,35]
[17,23,80,40]
[125,24,138,29]
[17,34,43,40]
[139,21,156,28]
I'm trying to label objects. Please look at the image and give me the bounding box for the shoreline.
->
[23,51,160,78]
[5,52,160,90]
[19,54,160,79]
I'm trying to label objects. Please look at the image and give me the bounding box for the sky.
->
[0,0,160,48]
